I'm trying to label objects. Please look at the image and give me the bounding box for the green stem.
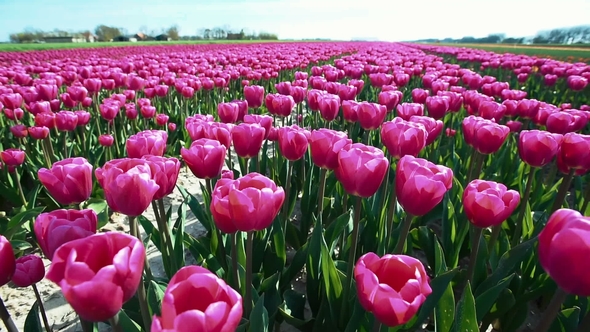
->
[231,233,240,292]
[108,312,123,332]
[0,295,18,332]
[32,284,51,332]
[550,169,575,214]
[466,148,477,182]
[534,287,568,332]
[511,166,536,247]
[544,161,558,187]
[487,225,502,255]
[245,231,254,317]
[79,318,94,332]
[316,168,328,224]
[282,161,293,224]
[385,158,398,251]
[393,213,415,254]
[373,317,382,332]
[153,201,174,275]
[14,170,27,207]
[340,196,363,328]
[63,131,68,158]
[465,226,483,287]
[580,181,590,214]
[469,152,485,183]
[128,216,153,332]
[378,165,390,244]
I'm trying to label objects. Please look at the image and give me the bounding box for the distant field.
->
[432,43,590,62]
[0,39,287,52]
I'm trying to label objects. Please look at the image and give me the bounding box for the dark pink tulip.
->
[397,103,424,121]
[381,117,428,159]
[290,86,307,104]
[11,255,45,288]
[335,143,389,198]
[151,266,243,332]
[266,93,295,117]
[56,110,78,132]
[217,102,239,123]
[10,124,28,138]
[567,75,588,91]
[506,120,523,132]
[232,123,265,158]
[409,116,444,146]
[338,84,357,101]
[29,126,50,140]
[309,129,351,170]
[278,125,309,161]
[46,232,145,322]
[244,85,264,108]
[210,173,285,233]
[244,114,273,139]
[74,110,91,126]
[378,90,403,112]
[411,88,429,104]
[34,209,97,260]
[126,130,168,158]
[38,157,93,206]
[396,155,453,216]
[99,134,114,147]
[0,93,23,109]
[181,138,227,180]
[307,89,326,111]
[318,93,341,122]
[0,236,15,286]
[0,148,25,167]
[425,95,450,120]
[275,81,292,95]
[155,114,169,126]
[357,102,387,130]
[95,158,160,216]
[143,156,181,200]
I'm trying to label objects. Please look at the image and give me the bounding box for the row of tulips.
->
[0,41,589,332]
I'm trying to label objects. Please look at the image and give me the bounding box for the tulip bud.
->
[0,235,16,286]
[463,180,520,228]
[11,255,45,288]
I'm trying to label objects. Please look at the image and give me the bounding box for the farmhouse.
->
[43,36,86,43]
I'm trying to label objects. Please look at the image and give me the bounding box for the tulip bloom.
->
[232,123,265,158]
[143,156,181,201]
[46,232,145,322]
[411,88,429,104]
[243,114,273,139]
[278,125,309,161]
[463,180,520,228]
[210,173,285,233]
[409,116,443,146]
[318,93,341,122]
[309,129,352,170]
[99,134,115,147]
[12,255,45,288]
[0,148,25,167]
[95,158,160,217]
[425,95,450,120]
[357,102,387,130]
[354,252,432,327]
[397,103,424,121]
[0,235,15,286]
[217,102,239,123]
[244,85,264,108]
[559,133,590,170]
[34,209,98,260]
[378,90,403,112]
[38,157,93,206]
[538,209,590,296]
[396,155,453,216]
[518,130,563,168]
[181,138,227,180]
[342,100,359,123]
[381,118,428,159]
[151,266,243,332]
[334,143,389,197]
[126,130,168,158]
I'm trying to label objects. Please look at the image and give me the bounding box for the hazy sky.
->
[1,0,589,42]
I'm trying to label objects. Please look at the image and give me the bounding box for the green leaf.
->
[475,274,515,322]
[10,239,33,253]
[5,207,45,239]
[320,229,343,324]
[118,310,143,332]
[405,269,458,331]
[454,282,478,332]
[24,302,43,332]
[435,283,456,332]
[147,280,167,316]
[306,216,323,316]
[548,307,581,332]
[249,294,269,332]
[324,211,352,255]
[475,237,536,297]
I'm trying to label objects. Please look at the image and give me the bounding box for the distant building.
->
[113,35,138,42]
[44,36,86,43]
[155,34,171,41]
[81,32,97,43]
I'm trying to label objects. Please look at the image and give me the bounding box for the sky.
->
[1,0,589,42]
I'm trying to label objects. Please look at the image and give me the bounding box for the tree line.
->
[411,25,590,45]
[8,24,278,43]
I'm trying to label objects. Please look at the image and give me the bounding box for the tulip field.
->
[0,41,590,332]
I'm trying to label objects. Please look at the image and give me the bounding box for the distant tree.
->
[94,25,122,41]
[167,25,180,40]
